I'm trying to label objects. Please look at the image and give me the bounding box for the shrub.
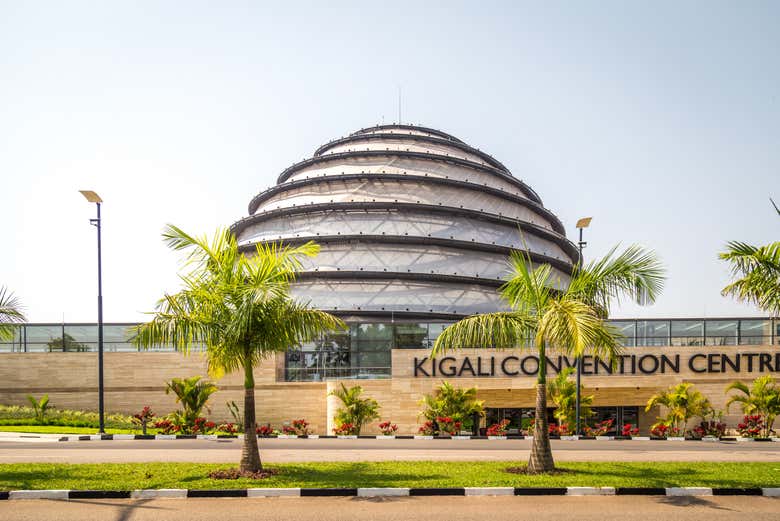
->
[737,415,765,438]
[26,395,51,423]
[329,384,380,436]
[621,423,640,437]
[650,423,682,438]
[419,381,484,432]
[378,421,398,435]
[165,376,218,431]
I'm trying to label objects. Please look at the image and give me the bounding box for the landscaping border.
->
[1,487,779,499]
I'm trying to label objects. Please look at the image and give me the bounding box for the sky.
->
[1,1,778,323]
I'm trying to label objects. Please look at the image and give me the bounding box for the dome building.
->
[231,124,579,322]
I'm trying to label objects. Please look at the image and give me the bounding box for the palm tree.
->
[432,245,664,473]
[726,375,780,437]
[0,286,25,341]
[645,382,711,434]
[329,383,380,435]
[420,381,485,433]
[719,241,780,316]
[133,225,344,473]
[165,376,219,429]
[547,367,594,432]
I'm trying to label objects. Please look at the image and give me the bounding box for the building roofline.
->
[313,132,509,172]
[349,124,466,144]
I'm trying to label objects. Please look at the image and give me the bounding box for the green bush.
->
[0,404,136,430]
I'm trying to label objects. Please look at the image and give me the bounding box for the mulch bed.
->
[505,466,572,475]
[208,468,280,480]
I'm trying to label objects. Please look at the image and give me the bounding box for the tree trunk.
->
[528,382,555,473]
[240,362,262,472]
[528,343,554,473]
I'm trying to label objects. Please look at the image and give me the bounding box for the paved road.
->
[1,438,779,463]
[1,496,778,521]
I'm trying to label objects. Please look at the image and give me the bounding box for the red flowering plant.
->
[334,422,356,435]
[691,420,727,439]
[192,417,216,434]
[583,419,614,437]
[486,419,511,437]
[418,421,436,436]
[650,423,669,438]
[737,415,764,438]
[436,416,462,436]
[256,425,274,437]
[131,406,155,435]
[217,422,238,435]
[378,421,398,436]
[621,423,640,437]
[548,423,570,436]
[281,419,311,436]
[152,419,180,435]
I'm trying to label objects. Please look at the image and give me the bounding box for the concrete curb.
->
[44,434,779,442]
[3,487,779,499]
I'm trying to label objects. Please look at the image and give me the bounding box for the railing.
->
[1,317,777,353]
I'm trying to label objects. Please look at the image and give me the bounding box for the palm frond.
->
[537,298,622,363]
[568,244,666,314]
[720,241,780,315]
[431,312,536,356]
[0,286,26,341]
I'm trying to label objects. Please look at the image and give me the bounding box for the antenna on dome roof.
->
[397,85,402,124]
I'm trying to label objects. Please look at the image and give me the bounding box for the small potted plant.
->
[334,422,357,438]
[256,424,274,437]
[417,420,436,438]
[618,423,639,439]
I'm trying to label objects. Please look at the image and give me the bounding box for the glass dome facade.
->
[231,124,579,320]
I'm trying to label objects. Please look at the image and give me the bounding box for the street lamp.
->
[79,190,105,435]
[574,216,592,437]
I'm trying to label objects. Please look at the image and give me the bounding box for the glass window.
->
[671,320,704,346]
[705,320,737,346]
[636,321,669,346]
[739,319,771,345]
[608,321,635,347]
[394,323,428,349]
[426,323,453,348]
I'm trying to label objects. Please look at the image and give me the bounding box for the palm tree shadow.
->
[656,496,735,511]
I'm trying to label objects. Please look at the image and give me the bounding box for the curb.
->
[45,434,779,442]
[3,487,780,499]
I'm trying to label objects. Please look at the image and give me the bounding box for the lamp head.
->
[79,190,102,203]
[575,217,592,229]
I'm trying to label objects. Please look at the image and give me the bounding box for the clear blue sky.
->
[1,1,777,322]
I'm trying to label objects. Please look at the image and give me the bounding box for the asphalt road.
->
[1,438,779,463]
[1,496,778,521]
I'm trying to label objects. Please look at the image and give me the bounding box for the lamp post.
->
[79,190,105,434]
[574,216,592,437]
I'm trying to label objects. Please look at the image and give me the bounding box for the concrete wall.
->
[1,345,778,435]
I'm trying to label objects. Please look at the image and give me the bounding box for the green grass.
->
[0,462,778,490]
[0,426,147,435]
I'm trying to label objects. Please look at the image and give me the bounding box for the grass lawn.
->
[0,426,146,435]
[1,462,778,490]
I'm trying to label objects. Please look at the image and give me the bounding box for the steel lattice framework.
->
[231,124,579,320]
